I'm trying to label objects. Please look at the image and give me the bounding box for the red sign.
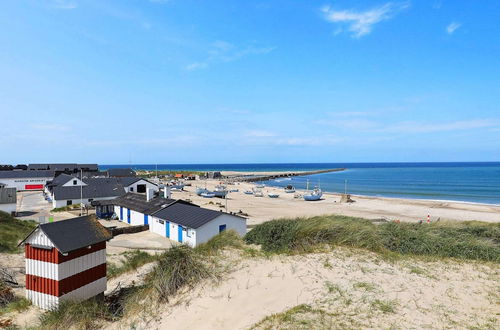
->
[25,184,44,190]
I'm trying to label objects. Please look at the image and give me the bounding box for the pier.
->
[227,168,346,182]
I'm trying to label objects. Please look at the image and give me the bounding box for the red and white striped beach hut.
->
[19,216,112,310]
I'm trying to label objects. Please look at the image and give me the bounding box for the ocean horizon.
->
[101,162,500,205]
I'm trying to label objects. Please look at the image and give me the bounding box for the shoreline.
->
[170,179,500,225]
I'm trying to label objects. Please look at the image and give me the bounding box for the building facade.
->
[19,216,112,310]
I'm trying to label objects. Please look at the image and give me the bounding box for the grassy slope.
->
[0,211,37,253]
[245,215,500,262]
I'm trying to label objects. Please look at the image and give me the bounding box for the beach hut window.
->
[159,219,164,225]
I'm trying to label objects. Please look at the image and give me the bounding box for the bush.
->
[39,299,114,330]
[245,215,500,262]
[148,245,216,302]
[0,211,37,253]
[244,219,300,252]
[51,204,82,213]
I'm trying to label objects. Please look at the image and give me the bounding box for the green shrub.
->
[244,218,300,252]
[245,215,500,262]
[51,204,82,213]
[39,299,114,330]
[148,245,216,302]
[0,211,37,253]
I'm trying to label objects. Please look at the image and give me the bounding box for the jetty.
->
[227,168,346,182]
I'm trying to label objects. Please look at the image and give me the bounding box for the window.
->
[130,187,134,192]
[137,184,146,193]
[159,219,164,224]
[219,224,226,233]
[66,200,72,206]
[73,180,77,185]
[186,229,192,237]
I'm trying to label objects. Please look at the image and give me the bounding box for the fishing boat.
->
[255,183,265,188]
[244,190,254,195]
[303,188,322,201]
[284,185,295,193]
[213,185,228,198]
[303,179,322,201]
[268,193,279,198]
[253,188,264,197]
[201,192,216,198]
[196,187,209,196]
[169,181,185,190]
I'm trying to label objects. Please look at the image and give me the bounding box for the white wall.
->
[126,180,158,193]
[0,177,53,191]
[0,203,16,214]
[149,214,246,247]
[62,178,86,187]
[195,214,247,246]
[53,196,117,208]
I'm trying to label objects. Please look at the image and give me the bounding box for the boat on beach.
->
[213,184,228,198]
[303,179,322,201]
[284,185,295,193]
[196,187,209,196]
[253,188,264,197]
[255,183,265,188]
[201,192,216,198]
[244,190,253,195]
[268,193,279,198]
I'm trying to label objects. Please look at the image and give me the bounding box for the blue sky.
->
[1,0,499,164]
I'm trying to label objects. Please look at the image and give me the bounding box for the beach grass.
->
[107,250,158,279]
[244,215,500,262]
[0,211,37,253]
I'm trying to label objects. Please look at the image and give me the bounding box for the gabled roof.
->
[109,192,180,215]
[19,216,112,254]
[152,203,244,229]
[52,183,126,200]
[49,173,78,187]
[0,170,55,179]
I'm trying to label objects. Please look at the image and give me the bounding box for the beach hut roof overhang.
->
[19,216,112,254]
[105,192,192,215]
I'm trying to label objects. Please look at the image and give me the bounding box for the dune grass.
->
[0,211,37,253]
[50,204,82,213]
[107,250,158,279]
[245,215,500,262]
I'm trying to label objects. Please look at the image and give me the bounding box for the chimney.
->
[146,188,154,202]
[163,186,171,199]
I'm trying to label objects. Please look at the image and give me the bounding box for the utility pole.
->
[80,169,83,216]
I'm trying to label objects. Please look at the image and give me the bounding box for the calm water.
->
[102,163,500,205]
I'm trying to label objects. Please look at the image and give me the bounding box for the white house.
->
[47,175,158,208]
[103,192,247,247]
[0,184,16,214]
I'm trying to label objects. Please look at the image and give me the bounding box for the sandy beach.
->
[171,179,500,225]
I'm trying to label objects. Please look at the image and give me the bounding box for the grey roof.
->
[53,183,126,200]
[108,168,136,177]
[109,192,179,215]
[28,164,98,172]
[0,170,55,179]
[152,203,243,229]
[20,216,112,254]
[48,174,78,187]
[0,187,16,204]
[82,177,122,186]
[28,164,50,170]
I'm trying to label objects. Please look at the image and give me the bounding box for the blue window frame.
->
[166,221,170,238]
[144,214,148,225]
[219,224,227,233]
[127,209,131,224]
[120,207,123,221]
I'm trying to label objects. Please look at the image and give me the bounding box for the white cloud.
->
[186,41,276,71]
[321,2,410,38]
[186,62,209,71]
[446,22,461,35]
[48,0,77,10]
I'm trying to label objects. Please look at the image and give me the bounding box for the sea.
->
[101,163,500,205]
